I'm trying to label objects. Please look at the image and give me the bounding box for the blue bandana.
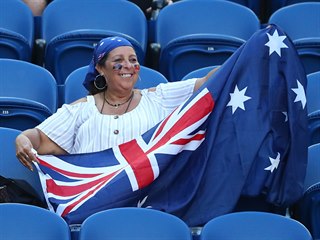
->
[83,36,133,91]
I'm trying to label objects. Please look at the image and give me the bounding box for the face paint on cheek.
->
[133,64,140,72]
[113,63,123,71]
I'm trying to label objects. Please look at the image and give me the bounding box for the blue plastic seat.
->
[200,211,312,240]
[41,0,147,87]
[268,2,320,74]
[0,59,57,130]
[64,65,168,104]
[0,127,45,203]
[266,0,320,21]
[0,203,70,240]
[182,66,220,80]
[303,143,320,191]
[290,182,320,240]
[290,143,320,240]
[78,207,192,240]
[308,110,320,146]
[154,0,260,81]
[0,0,34,61]
[307,71,320,114]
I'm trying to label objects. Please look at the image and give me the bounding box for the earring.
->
[94,74,107,90]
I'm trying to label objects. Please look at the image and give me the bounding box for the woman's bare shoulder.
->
[70,97,87,105]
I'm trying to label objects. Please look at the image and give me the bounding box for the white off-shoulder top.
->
[36,78,197,154]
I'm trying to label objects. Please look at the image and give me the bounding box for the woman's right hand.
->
[15,133,39,171]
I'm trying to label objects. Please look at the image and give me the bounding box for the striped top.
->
[37,78,197,154]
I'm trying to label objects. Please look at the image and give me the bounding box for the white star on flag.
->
[265,29,288,56]
[291,80,307,109]
[264,152,280,173]
[227,85,251,114]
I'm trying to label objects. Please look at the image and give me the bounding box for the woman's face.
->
[98,46,140,92]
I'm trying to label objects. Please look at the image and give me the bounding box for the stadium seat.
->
[268,2,320,74]
[0,127,45,203]
[303,143,320,191]
[153,0,260,81]
[290,182,320,240]
[200,211,312,240]
[308,110,320,145]
[63,65,168,104]
[307,71,320,114]
[78,207,192,240]
[182,66,220,80]
[41,0,147,87]
[0,203,70,240]
[290,143,320,239]
[266,0,320,22]
[0,0,34,61]
[0,59,57,130]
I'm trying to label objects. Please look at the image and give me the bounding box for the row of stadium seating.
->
[1,0,319,84]
[0,203,314,240]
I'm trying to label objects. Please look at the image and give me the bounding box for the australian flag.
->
[35,24,308,226]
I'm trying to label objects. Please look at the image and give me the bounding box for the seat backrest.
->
[304,143,320,191]
[135,65,168,88]
[64,65,168,104]
[200,211,312,240]
[291,182,320,240]
[268,0,320,22]
[156,0,260,48]
[0,59,57,130]
[64,66,89,104]
[0,127,44,202]
[182,66,219,80]
[307,71,320,114]
[0,0,34,61]
[0,203,70,240]
[268,2,320,40]
[0,59,57,112]
[42,0,147,52]
[0,0,34,47]
[41,0,147,87]
[308,110,320,146]
[78,207,192,240]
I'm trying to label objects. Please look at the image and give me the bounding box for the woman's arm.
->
[15,128,67,171]
[194,66,220,92]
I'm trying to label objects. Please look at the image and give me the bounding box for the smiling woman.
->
[15,36,219,171]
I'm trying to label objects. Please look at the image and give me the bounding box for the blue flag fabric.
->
[35,25,308,226]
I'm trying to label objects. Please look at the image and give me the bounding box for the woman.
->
[15,36,218,171]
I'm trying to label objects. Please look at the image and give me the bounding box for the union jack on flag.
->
[35,25,309,226]
[35,88,214,224]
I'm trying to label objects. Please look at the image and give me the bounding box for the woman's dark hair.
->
[87,53,109,95]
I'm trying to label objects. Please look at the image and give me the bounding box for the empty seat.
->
[154,0,260,81]
[307,71,320,114]
[200,211,312,240]
[308,110,320,145]
[290,143,320,239]
[78,207,192,240]
[0,203,70,240]
[290,182,320,240]
[64,65,168,104]
[182,66,220,80]
[41,0,147,86]
[0,0,34,61]
[0,127,45,203]
[0,59,57,130]
[268,2,320,74]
